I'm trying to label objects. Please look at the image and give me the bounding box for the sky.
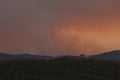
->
[0,0,120,55]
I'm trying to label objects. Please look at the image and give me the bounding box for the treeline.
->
[0,59,120,80]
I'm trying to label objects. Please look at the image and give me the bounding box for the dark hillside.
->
[0,59,120,80]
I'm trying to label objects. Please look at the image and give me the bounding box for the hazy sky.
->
[0,0,120,55]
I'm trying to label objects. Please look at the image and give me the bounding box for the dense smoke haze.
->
[0,0,120,55]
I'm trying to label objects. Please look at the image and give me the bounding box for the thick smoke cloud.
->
[0,0,120,55]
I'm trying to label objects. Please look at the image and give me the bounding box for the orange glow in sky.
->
[0,0,120,55]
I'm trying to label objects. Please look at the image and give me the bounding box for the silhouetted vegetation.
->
[0,59,120,80]
[80,54,85,57]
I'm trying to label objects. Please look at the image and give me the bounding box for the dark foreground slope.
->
[0,59,120,80]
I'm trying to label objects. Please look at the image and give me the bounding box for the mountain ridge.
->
[90,50,120,61]
[0,50,120,61]
[0,52,55,60]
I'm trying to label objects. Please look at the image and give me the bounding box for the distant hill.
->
[57,55,86,60]
[90,50,120,61]
[0,53,55,60]
[0,53,87,60]
[1,50,120,61]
